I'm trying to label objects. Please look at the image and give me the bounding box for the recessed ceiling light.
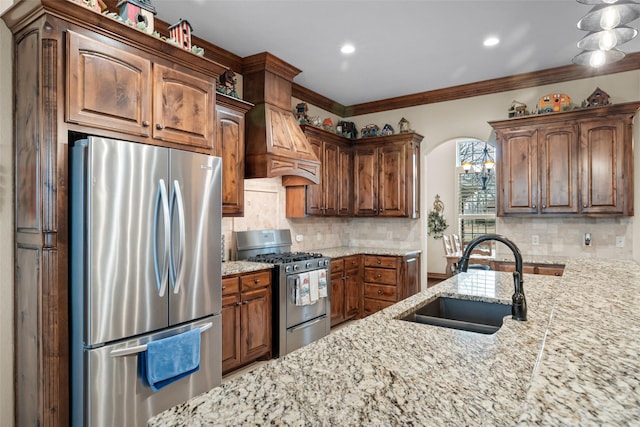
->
[483,36,500,47]
[340,43,355,54]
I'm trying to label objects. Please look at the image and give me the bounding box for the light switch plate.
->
[616,236,625,248]
[531,235,539,246]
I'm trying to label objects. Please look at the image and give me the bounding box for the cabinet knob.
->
[156,124,164,130]
[532,204,536,209]
[377,260,381,265]
[236,301,242,306]
[142,120,150,127]
[377,290,383,295]
[222,286,226,290]
[542,205,547,209]
[254,279,260,284]
[376,274,382,278]
[583,204,588,208]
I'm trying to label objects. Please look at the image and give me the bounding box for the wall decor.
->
[427,195,448,239]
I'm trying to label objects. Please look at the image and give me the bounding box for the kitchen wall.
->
[0,1,13,425]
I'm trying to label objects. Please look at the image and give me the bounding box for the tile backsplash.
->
[496,217,633,259]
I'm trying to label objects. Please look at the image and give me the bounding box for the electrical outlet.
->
[531,235,539,246]
[616,236,625,248]
[295,234,304,242]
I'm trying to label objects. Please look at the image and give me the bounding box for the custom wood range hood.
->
[242,52,320,185]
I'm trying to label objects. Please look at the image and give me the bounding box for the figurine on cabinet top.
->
[217,69,239,98]
[583,87,610,108]
[337,121,358,139]
[398,117,411,133]
[361,124,379,138]
[381,124,394,136]
[117,0,156,34]
[536,93,572,114]
[508,100,529,118]
[295,103,309,123]
[168,18,193,51]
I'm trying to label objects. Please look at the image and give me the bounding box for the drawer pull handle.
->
[254,279,260,284]
[222,286,226,290]
[236,302,242,306]
[377,260,381,264]
[376,274,382,278]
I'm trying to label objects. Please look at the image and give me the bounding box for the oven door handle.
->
[290,276,299,302]
[287,315,327,334]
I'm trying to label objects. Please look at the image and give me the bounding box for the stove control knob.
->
[293,264,300,271]
[324,260,330,266]
[318,260,324,267]
[305,262,312,268]
[285,265,292,273]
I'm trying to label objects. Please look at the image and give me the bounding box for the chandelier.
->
[573,0,640,67]
[461,143,495,191]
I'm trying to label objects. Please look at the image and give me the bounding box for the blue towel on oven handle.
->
[141,327,201,392]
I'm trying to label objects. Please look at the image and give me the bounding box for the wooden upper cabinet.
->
[491,102,639,217]
[67,31,217,151]
[301,125,352,217]
[496,127,539,215]
[579,118,627,215]
[216,95,253,216]
[354,133,422,218]
[353,145,379,216]
[152,64,215,149]
[67,30,152,136]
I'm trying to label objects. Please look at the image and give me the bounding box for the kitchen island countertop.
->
[150,257,640,426]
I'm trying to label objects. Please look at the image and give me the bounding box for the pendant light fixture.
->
[572,0,640,67]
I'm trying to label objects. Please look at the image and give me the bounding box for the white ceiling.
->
[154,0,640,106]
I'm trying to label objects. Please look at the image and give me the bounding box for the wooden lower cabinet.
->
[330,255,362,327]
[492,261,564,277]
[361,253,422,317]
[222,270,272,374]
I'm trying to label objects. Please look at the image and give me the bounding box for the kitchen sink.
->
[400,296,511,334]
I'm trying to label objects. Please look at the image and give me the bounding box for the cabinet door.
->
[353,146,378,216]
[497,128,539,215]
[221,294,241,374]
[153,64,215,149]
[344,272,361,319]
[539,125,579,214]
[67,31,152,136]
[579,119,626,214]
[337,145,353,216]
[240,287,271,362]
[330,274,345,327]
[323,142,340,216]
[400,254,420,300]
[378,143,407,216]
[305,135,324,216]
[217,105,245,216]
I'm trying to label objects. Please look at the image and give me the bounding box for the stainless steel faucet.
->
[456,234,527,321]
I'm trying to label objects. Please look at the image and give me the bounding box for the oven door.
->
[286,273,328,328]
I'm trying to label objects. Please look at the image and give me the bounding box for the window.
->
[456,138,496,251]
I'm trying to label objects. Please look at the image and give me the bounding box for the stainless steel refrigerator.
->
[70,136,222,427]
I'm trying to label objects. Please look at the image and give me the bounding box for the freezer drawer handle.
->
[108,322,213,358]
[287,315,326,333]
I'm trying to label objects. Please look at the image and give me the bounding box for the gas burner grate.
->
[248,252,324,264]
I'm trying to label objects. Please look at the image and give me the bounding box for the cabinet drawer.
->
[364,267,397,285]
[240,270,271,291]
[330,258,345,274]
[364,255,397,269]
[364,284,396,302]
[222,276,240,296]
[535,265,564,276]
[344,255,361,271]
[363,298,394,315]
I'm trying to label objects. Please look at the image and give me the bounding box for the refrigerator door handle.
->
[169,179,187,295]
[108,322,213,358]
[153,179,170,297]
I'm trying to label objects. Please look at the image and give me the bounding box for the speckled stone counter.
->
[150,257,640,426]
[222,260,273,276]
[317,246,421,258]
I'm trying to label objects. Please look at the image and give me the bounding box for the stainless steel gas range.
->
[234,229,331,357]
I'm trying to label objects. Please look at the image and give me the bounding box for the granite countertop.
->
[222,261,273,276]
[318,246,422,258]
[150,257,640,426]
